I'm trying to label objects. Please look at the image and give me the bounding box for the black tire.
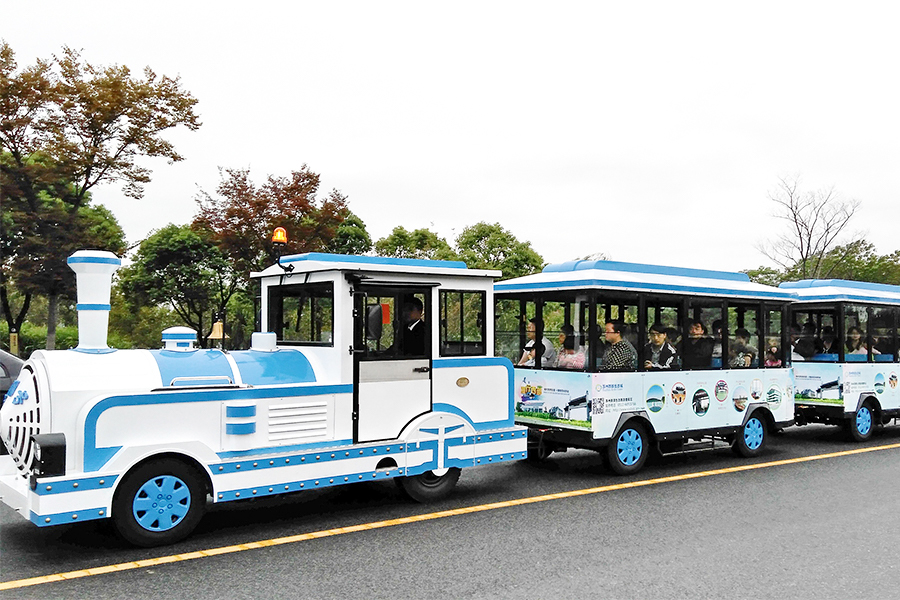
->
[732,412,767,457]
[396,467,461,503]
[112,458,207,547]
[606,422,649,475]
[526,441,554,462]
[847,401,875,442]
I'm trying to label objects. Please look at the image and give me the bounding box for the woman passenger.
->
[555,324,585,369]
[846,326,880,355]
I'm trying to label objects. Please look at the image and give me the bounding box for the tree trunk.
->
[47,293,59,351]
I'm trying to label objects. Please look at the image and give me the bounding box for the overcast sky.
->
[6,1,900,273]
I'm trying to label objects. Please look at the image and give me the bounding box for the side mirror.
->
[366,305,384,341]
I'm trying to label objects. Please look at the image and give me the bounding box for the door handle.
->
[413,366,431,373]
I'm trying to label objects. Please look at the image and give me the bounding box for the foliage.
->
[743,266,787,287]
[0,320,78,356]
[118,224,239,348]
[454,222,544,280]
[326,210,373,255]
[194,166,359,279]
[108,286,183,349]
[374,226,456,260]
[760,176,861,279]
[0,40,199,343]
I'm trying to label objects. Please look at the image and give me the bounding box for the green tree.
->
[327,210,372,255]
[0,40,200,351]
[194,166,355,279]
[118,225,239,348]
[454,222,544,280]
[374,226,456,260]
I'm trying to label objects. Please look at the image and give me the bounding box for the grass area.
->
[515,411,592,429]
[795,396,844,406]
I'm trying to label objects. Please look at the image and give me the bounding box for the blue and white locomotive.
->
[0,250,526,546]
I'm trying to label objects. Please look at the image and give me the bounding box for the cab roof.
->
[252,252,501,279]
[495,259,793,301]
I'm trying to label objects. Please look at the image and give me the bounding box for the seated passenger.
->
[643,322,678,370]
[518,318,557,367]
[682,320,713,369]
[728,328,757,368]
[555,324,586,369]
[765,346,782,367]
[846,326,879,355]
[602,320,637,371]
[819,326,837,354]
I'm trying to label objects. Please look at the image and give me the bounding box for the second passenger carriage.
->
[494,259,795,474]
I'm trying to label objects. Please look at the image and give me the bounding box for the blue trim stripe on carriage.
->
[230,349,317,385]
[432,356,516,428]
[226,422,256,435]
[279,252,468,270]
[150,349,235,387]
[33,475,119,496]
[71,347,117,354]
[781,278,900,293]
[495,277,794,300]
[82,384,353,472]
[542,259,749,282]
[226,405,257,418]
[76,303,111,311]
[31,508,109,527]
[66,255,122,266]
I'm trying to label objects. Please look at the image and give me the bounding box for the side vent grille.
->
[268,401,328,443]
[1,366,42,476]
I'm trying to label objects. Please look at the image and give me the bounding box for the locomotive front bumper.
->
[0,455,116,527]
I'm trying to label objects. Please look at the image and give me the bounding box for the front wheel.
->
[847,402,875,442]
[732,414,767,457]
[396,467,461,503]
[112,459,207,547]
[607,423,649,475]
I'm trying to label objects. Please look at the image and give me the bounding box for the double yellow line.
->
[4,442,899,591]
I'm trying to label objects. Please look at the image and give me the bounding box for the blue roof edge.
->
[542,259,750,283]
[780,279,900,294]
[278,252,468,270]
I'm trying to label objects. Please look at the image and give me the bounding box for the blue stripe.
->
[226,405,257,418]
[781,278,900,293]
[31,508,109,527]
[76,303,111,311]
[792,293,900,306]
[542,259,750,282]
[214,441,406,472]
[162,333,197,340]
[226,422,256,435]
[67,256,121,266]
[33,475,118,496]
[217,438,355,459]
[83,384,353,472]
[279,252,467,270]
[495,277,794,300]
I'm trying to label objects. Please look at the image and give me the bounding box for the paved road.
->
[3,423,900,599]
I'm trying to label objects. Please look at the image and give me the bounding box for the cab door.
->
[353,286,432,443]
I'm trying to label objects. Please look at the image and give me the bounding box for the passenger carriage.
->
[494,259,795,474]
[780,279,900,440]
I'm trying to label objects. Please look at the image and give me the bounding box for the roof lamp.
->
[272,227,288,245]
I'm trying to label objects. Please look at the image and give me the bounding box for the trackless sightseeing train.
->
[0,250,527,546]
[4,248,900,546]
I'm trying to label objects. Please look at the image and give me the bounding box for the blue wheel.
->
[848,402,875,441]
[113,459,207,547]
[733,412,767,457]
[132,475,191,533]
[607,423,649,475]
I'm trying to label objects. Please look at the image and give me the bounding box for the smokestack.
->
[67,250,121,351]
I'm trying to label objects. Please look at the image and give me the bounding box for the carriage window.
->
[269,282,334,345]
[495,298,523,363]
[871,307,897,362]
[727,305,760,369]
[765,308,785,367]
[596,299,638,372]
[844,305,872,361]
[440,291,485,356]
[684,300,722,370]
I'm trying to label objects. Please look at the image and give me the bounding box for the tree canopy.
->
[374,226,456,260]
[454,222,544,280]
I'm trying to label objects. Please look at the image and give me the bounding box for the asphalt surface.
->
[3,422,900,599]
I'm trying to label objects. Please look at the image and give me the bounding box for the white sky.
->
[6,1,900,273]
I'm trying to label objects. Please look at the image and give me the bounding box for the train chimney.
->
[67,250,121,351]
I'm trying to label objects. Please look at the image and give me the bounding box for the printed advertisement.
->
[516,371,593,428]
[793,363,843,406]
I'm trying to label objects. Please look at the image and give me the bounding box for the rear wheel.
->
[847,402,875,441]
[396,467,461,502]
[607,422,649,475]
[732,414,767,457]
[113,458,207,547]
[527,440,554,462]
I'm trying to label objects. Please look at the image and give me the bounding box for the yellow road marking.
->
[3,441,900,591]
